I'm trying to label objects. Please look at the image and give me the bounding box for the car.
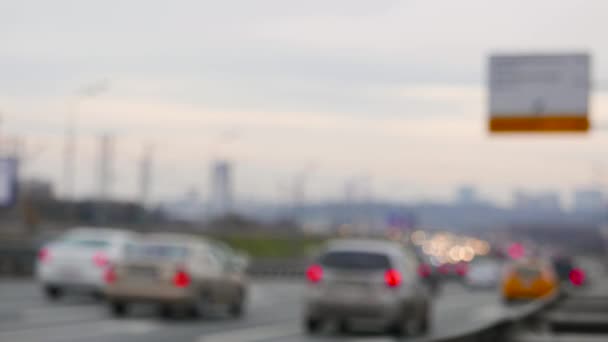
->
[36,227,134,300]
[303,239,431,337]
[552,255,586,287]
[104,233,248,319]
[501,258,558,303]
[465,258,501,289]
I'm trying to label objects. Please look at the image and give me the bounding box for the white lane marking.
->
[198,322,300,342]
[0,319,160,342]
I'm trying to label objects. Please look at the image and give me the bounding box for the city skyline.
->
[3,1,608,204]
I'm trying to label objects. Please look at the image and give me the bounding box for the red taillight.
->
[306,264,323,283]
[569,268,585,286]
[417,264,432,278]
[104,266,117,284]
[456,263,468,276]
[385,269,402,287]
[173,269,191,288]
[38,248,51,263]
[93,252,109,268]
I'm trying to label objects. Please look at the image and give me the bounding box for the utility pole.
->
[97,134,114,225]
[138,144,153,224]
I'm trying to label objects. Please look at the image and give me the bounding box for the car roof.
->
[325,239,405,257]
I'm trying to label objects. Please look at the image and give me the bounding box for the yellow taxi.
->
[501,258,558,303]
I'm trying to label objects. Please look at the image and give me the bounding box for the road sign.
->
[488,53,590,132]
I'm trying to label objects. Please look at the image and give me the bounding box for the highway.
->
[0,279,549,342]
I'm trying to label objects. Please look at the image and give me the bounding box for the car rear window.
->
[56,238,110,249]
[126,243,189,260]
[514,265,541,278]
[320,251,391,270]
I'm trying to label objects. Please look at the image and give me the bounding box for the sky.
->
[2,0,608,207]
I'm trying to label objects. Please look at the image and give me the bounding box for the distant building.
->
[209,160,233,217]
[455,186,477,205]
[573,189,603,212]
[513,190,561,211]
[20,179,54,200]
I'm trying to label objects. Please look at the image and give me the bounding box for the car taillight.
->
[93,252,109,268]
[569,268,585,286]
[456,263,468,276]
[417,264,432,278]
[306,264,323,283]
[104,266,117,284]
[38,248,51,263]
[173,268,191,288]
[385,269,402,287]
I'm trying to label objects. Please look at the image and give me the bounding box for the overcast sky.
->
[2,0,608,206]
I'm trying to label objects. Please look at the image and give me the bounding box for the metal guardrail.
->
[432,294,560,342]
[0,244,307,279]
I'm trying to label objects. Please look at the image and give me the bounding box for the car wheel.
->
[159,304,174,319]
[229,292,245,318]
[110,301,128,317]
[391,317,422,337]
[304,317,323,334]
[44,285,63,301]
[337,320,350,334]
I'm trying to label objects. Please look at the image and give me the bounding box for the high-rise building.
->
[573,189,603,212]
[210,160,233,217]
[455,185,476,205]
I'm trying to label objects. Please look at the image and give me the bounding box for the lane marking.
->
[198,322,300,342]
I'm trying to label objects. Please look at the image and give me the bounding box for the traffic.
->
[28,226,592,340]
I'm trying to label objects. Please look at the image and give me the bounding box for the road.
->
[0,279,544,342]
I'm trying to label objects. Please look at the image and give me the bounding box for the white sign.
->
[488,53,590,132]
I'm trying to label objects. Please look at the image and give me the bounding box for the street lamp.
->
[62,80,110,201]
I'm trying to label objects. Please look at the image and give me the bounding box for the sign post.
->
[488,53,590,133]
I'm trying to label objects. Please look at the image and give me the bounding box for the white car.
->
[465,259,501,289]
[36,227,134,300]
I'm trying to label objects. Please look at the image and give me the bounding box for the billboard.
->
[488,53,590,132]
[0,157,18,207]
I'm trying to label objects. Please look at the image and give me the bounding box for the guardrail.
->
[0,244,307,279]
[433,294,561,342]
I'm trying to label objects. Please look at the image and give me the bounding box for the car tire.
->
[229,291,245,319]
[337,320,350,334]
[159,304,174,319]
[110,301,128,317]
[44,285,63,301]
[304,317,323,334]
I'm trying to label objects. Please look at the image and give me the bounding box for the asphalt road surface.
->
[0,279,547,342]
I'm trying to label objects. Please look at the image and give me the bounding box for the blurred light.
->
[569,268,585,286]
[104,266,117,284]
[461,246,475,262]
[422,242,433,255]
[417,264,432,278]
[93,252,109,268]
[384,269,402,287]
[449,246,461,262]
[173,269,191,288]
[508,243,525,260]
[38,248,51,263]
[306,264,323,283]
